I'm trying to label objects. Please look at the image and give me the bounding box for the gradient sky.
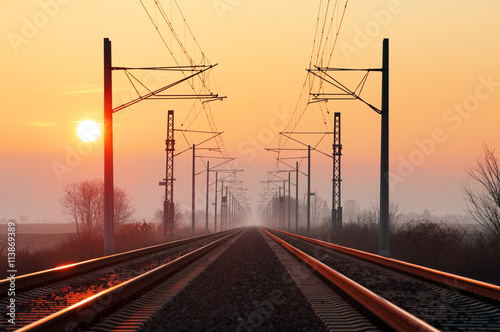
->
[1,0,499,223]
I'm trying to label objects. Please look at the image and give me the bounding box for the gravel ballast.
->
[144,227,327,331]
[271,230,500,331]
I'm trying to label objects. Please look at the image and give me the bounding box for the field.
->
[0,233,72,251]
[1,221,499,285]
[0,223,75,252]
[0,223,76,234]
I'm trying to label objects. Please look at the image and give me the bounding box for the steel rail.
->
[17,229,245,332]
[262,228,438,332]
[271,228,500,302]
[0,230,234,294]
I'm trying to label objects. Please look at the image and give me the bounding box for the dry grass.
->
[292,217,500,285]
[334,219,500,285]
[0,220,220,277]
[0,221,168,276]
[0,223,76,234]
[0,234,72,252]
[2,220,499,286]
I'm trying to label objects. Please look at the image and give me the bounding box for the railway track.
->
[265,227,500,331]
[130,227,442,331]
[3,226,499,331]
[0,229,240,331]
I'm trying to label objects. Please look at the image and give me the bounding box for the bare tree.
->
[461,144,500,239]
[153,202,184,230]
[351,200,402,231]
[344,199,360,223]
[60,179,134,234]
[300,192,330,226]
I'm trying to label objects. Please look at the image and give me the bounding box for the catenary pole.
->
[379,38,390,257]
[307,145,311,236]
[296,161,299,233]
[214,172,218,232]
[205,161,210,233]
[192,144,195,237]
[103,38,114,255]
[288,171,291,232]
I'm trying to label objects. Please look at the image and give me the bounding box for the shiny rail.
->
[16,229,244,332]
[269,228,500,302]
[0,230,233,294]
[262,228,439,332]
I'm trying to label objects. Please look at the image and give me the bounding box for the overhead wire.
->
[137,0,245,205]
[138,0,233,164]
[277,0,349,152]
[262,0,349,210]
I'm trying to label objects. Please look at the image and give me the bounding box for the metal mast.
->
[205,161,210,233]
[295,161,299,233]
[308,38,390,256]
[307,145,311,237]
[332,112,342,236]
[103,38,113,255]
[223,186,228,230]
[214,172,218,232]
[192,144,196,237]
[102,38,223,254]
[379,39,390,257]
[164,110,175,241]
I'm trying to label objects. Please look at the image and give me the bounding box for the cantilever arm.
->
[112,65,216,113]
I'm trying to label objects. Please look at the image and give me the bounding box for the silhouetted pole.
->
[267,198,274,227]
[274,191,279,228]
[229,193,232,229]
[228,191,231,229]
[225,186,228,230]
[332,112,342,237]
[221,180,224,230]
[278,187,282,229]
[296,161,299,233]
[283,180,286,229]
[288,172,291,232]
[164,110,175,242]
[231,194,234,229]
[270,194,274,227]
[379,38,390,257]
[307,145,311,236]
[205,161,209,233]
[192,144,195,237]
[214,171,218,232]
[104,38,114,255]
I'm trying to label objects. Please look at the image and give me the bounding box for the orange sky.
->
[1,0,500,223]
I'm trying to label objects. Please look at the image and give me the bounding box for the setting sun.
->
[77,120,101,142]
